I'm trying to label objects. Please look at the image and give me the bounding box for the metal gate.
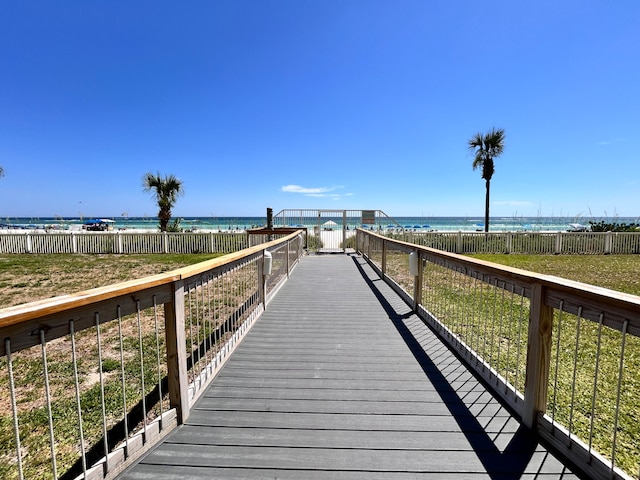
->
[273,209,400,253]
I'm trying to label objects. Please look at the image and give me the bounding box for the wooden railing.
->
[357,229,640,480]
[0,231,304,480]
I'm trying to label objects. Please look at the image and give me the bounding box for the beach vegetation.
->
[306,234,323,251]
[468,127,506,232]
[588,220,640,232]
[0,253,217,308]
[142,172,184,232]
[166,217,184,232]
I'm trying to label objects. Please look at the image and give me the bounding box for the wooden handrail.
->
[0,231,303,330]
[358,229,640,331]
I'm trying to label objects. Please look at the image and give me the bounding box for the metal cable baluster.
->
[152,296,164,424]
[69,320,87,475]
[463,268,473,355]
[117,305,129,455]
[611,319,629,475]
[450,267,464,339]
[6,338,24,480]
[495,281,506,386]
[187,286,196,383]
[40,329,58,479]
[488,278,500,377]
[192,281,200,387]
[136,300,148,439]
[222,269,228,357]
[505,284,515,392]
[469,273,480,363]
[212,274,219,364]
[231,267,237,338]
[568,306,583,444]
[195,280,202,380]
[242,260,247,331]
[202,278,210,376]
[480,277,490,370]
[94,313,110,474]
[551,301,565,426]
[588,313,604,458]
[514,287,526,396]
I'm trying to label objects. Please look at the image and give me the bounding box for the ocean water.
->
[1,215,638,233]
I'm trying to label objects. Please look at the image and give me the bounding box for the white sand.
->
[309,228,356,249]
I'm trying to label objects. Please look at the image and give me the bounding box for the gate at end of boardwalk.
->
[273,209,400,253]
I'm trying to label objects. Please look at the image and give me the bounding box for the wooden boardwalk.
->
[118,254,579,479]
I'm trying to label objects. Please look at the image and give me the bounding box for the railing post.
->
[366,234,371,259]
[605,231,613,254]
[163,232,168,254]
[456,231,462,254]
[555,232,562,254]
[342,210,347,253]
[164,280,189,423]
[523,282,553,429]
[26,233,33,253]
[72,232,78,253]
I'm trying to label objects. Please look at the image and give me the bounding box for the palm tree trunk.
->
[484,179,490,233]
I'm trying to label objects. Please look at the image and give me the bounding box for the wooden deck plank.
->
[117,254,579,480]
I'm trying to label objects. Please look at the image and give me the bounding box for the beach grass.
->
[0,253,218,309]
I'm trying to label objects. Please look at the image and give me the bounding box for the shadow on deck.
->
[117,254,579,479]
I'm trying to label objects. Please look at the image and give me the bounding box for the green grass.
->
[457,254,640,476]
[468,254,640,296]
[0,253,218,308]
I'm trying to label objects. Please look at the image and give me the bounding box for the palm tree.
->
[142,172,184,232]
[0,166,4,178]
[468,128,505,233]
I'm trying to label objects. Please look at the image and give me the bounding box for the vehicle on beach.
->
[567,223,588,232]
[82,218,115,231]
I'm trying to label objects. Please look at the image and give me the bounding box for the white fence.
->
[0,232,248,254]
[394,230,640,255]
[2,230,640,255]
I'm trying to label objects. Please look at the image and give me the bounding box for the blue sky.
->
[1,1,638,219]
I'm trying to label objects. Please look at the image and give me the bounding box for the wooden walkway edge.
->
[117,254,579,479]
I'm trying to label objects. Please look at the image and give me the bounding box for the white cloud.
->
[281,185,346,197]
